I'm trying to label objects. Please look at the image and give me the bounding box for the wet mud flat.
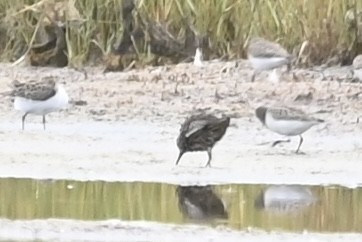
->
[0,219,362,242]
[0,61,361,186]
[0,61,361,241]
[0,119,360,186]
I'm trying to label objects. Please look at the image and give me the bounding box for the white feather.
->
[248,56,288,71]
[265,112,318,136]
[354,69,362,81]
[268,68,280,84]
[193,48,204,67]
[14,85,69,115]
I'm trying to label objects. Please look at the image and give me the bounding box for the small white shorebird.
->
[255,106,324,153]
[9,78,69,130]
[247,37,292,82]
[193,48,204,67]
[352,54,362,81]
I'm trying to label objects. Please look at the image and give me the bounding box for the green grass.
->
[0,0,360,66]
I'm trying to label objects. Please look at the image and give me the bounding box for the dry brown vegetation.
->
[0,0,361,68]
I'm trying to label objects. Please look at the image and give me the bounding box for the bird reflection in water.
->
[255,185,317,214]
[176,185,228,221]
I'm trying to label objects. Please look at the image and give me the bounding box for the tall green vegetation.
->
[0,0,360,66]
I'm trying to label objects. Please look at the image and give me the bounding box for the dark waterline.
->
[0,178,361,232]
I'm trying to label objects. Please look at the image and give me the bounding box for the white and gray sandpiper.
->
[9,78,69,130]
[255,106,324,153]
[352,54,362,81]
[247,37,293,82]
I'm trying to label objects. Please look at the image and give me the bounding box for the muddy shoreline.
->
[0,61,362,241]
[0,61,361,187]
[0,119,360,187]
[0,219,361,242]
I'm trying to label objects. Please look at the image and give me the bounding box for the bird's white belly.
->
[265,115,315,136]
[193,48,204,67]
[249,56,288,71]
[14,86,69,115]
[354,69,362,81]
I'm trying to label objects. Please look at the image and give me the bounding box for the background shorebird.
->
[175,113,230,167]
[352,54,362,81]
[9,78,69,130]
[247,37,293,82]
[193,48,204,67]
[176,185,228,220]
[255,106,324,153]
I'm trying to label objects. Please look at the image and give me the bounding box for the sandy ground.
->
[0,219,361,242]
[0,60,361,241]
[0,61,361,187]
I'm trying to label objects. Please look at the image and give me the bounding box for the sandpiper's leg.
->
[175,151,184,165]
[271,139,291,147]
[205,147,212,167]
[22,113,28,130]
[296,135,303,153]
[42,115,46,130]
[285,63,299,81]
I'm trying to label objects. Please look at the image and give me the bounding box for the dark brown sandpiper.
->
[176,113,230,167]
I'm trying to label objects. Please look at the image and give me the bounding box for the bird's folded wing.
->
[250,40,290,58]
[13,82,56,101]
[269,107,316,122]
[185,120,209,138]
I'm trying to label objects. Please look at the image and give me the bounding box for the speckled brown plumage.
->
[11,78,56,101]
[176,114,230,167]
